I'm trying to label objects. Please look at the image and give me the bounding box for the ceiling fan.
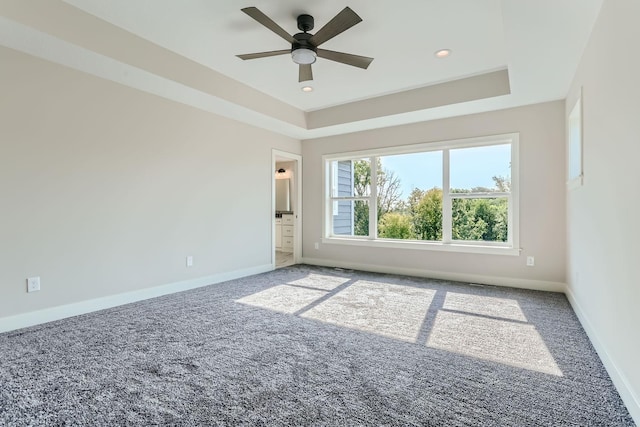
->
[236,6,374,83]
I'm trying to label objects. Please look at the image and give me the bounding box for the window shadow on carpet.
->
[236,266,563,377]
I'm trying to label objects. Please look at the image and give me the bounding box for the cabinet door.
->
[282,214,294,225]
[282,236,294,249]
[282,226,294,237]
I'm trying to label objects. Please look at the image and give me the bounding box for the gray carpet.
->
[0,264,634,426]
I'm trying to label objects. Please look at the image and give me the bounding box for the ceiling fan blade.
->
[309,7,362,47]
[317,49,373,69]
[236,50,290,60]
[241,7,295,44]
[299,64,313,82]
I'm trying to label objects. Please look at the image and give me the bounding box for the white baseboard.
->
[0,264,273,334]
[565,287,640,424]
[300,257,566,292]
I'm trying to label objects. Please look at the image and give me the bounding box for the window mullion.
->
[507,193,513,245]
[331,162,338,218]
[327,160,335,236]
[350,160,355,235]
[450,192,511,199]
[442,149,452,243]
[369,156,378,239]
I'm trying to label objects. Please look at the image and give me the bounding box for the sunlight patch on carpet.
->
[443,292,527,322]
[286,274,351,291]
[301,280,435,342]
[236,284,326,314]
[427,310,563,376]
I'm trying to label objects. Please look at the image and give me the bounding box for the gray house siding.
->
[333,160,353,235]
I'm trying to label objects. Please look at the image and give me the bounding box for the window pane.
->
[452,198,508,242]
[332,200,369,237]
[450,144,511,193]
[376,188,443,241]
[379,152,442,202]
[331,159,370,198]
[376,152,443,241]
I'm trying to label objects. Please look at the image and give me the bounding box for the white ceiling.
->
[0,0,603,139]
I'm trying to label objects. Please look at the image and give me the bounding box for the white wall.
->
[0,46,300,322]
[302,101,566,289]
[565,0,640,421]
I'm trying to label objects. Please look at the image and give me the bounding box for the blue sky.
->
[380,144,511,200]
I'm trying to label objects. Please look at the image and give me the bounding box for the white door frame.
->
[272,149,302,269]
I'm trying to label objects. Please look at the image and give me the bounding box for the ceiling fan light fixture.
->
[291,48,317,65]
[301,86,314,92]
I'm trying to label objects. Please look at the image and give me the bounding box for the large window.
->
[324,134,519,255]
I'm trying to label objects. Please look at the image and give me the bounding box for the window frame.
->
[567,89,583,190]
[322,133,520,256]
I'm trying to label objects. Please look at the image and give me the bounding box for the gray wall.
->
[302,101,566,288]
[565,0,640,420]
[0,46,300,319]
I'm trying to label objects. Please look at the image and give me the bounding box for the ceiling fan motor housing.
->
[291,32,316,54]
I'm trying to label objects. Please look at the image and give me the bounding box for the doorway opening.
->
[273,150,302,269]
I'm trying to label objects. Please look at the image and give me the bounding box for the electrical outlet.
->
[314,242,319,250]
[27,276,41,293]
[526,256,535,267]
[186,256,194,267]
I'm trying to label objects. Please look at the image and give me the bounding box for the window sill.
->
[321,237,521,256]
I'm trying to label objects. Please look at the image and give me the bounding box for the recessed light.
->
[435,49,451,58]
[301,86,314,92]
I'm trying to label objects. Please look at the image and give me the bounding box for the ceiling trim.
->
[0,0,306,128]
[0,0,604,141]
[307,69,511,129]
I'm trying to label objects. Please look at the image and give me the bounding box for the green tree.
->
[408,187,442,240]
[449,175,509,242]
[350,162,509,242]
[452,199,487,240]
[378,212,413,239]
[353,160,370,196]
[353,200,369,236]
[352,159,402,236]
[452,198,508,242]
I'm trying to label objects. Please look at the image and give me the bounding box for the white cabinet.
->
[282,214,294,226]
[281,231,293,251]
[276,214,294,253]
